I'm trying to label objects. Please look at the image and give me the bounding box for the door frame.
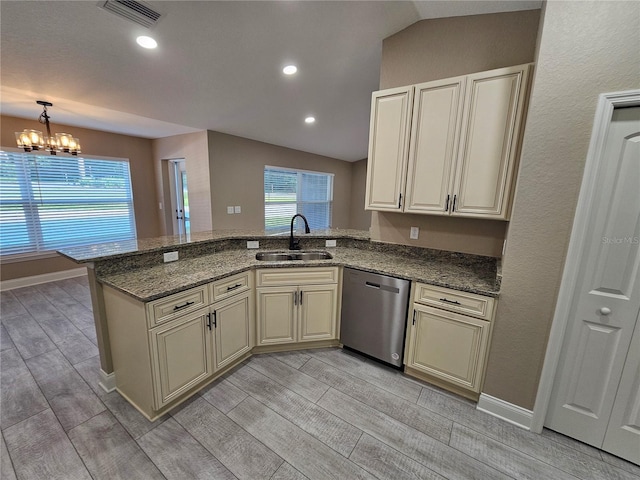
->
[531,89,640,433]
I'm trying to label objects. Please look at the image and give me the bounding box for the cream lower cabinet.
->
[405,283,496,398]
[211,290,253,370]
[103,270,254,420]
[150,307,214,407]
[256,267,339,346]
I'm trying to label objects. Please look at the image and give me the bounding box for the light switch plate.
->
[410,227,419,239]
[325,239,337,247]
[227,206,234,214]
[163,251,179,262]
[247,241,259,249]
[234,206,241,213]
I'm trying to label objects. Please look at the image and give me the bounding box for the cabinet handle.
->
[173,300,195,311]
[398,193,403,208]
[294,291,298,306]
[226,284,242,291]
[452,195,457,212]
[445,194,450,212]
[212,310,217,328]
[206,313,212,330]
[440,297,461,305]
[300,291,303,305]
[412,310,416,325]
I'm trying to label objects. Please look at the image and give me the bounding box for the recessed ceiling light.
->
[305,116,316,124]
[283,65,298,75]
[136,36,157,49]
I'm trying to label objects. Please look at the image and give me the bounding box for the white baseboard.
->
[99,369,116,393]
[477,393,534,431]
[0,267,88,291]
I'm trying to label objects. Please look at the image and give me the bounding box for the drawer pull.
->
[226,284,243,291]
[439,298,461,306]
[173,301,195,311]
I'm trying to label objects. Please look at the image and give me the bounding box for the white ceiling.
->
[1,1,541,161]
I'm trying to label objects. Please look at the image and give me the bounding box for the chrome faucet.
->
[289,214,310,250]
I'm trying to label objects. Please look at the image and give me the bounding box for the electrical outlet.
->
[325,239,337,247]
[158,202,163,210]
[163,251,179,262]
[234,206,241,213]
[410,227,419,240]
[227,206,234,214]
[247,241,259,249]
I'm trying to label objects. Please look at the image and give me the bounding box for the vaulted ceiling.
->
[1,1,541,161]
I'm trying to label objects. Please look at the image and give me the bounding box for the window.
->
[264,166,333,232]
[0,150,137,256]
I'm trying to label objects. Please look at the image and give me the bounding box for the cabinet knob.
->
[599,307,612,316]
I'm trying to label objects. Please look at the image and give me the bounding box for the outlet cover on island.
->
[164,251,179,262]
[410,227,419,240]
[234,206,241,213]
[227,206,234,214]
[325,239,337,247]
[247,241,259,249]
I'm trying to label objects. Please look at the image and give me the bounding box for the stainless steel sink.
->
[255,251,333,261]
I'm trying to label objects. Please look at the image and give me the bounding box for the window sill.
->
[0,251,62,264]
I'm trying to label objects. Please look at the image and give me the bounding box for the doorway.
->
[169,159,190,236]
[532,91,640,464]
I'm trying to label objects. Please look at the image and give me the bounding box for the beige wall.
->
[380,9,540,90]
[1,115,160,281]
[483,1,640,409]
[152,131,212,234]
[349,159,371,231]
[372,9,540,256]
[207,131,353,230]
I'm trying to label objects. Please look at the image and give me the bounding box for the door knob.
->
[599,307,612,316]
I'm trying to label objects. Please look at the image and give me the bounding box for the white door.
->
[169,159,190,236]
[546,106,640,462]
[602,310,640,461]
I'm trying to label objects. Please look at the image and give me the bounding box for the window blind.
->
[264,167,333,232]
[0,150,136,255]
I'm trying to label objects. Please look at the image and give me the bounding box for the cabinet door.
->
[256,287,297,345]
[213,291,253,370]
[365,86,413,211]
[405,77,465,214]
[299,284,338,342]
[150,309,213,408]
[407,304,490,392]
[452,64,530,219]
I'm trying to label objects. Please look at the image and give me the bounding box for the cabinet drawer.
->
[146,284,210,327]
[256,267,339,287]
[210,270,252,302]
[414,283,495,320]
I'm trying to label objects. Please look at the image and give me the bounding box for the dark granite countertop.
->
[57,229,370,263]
[99,246,500,302]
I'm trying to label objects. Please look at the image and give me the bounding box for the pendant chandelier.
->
[15,100,81,155]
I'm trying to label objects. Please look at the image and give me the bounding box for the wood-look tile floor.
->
[1,277,639,480]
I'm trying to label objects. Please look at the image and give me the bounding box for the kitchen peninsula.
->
[59,229,501,419]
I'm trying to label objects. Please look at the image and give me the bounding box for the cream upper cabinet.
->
[366,63,532,220]
[256,267,339,346]
[452,64,530,218]
[404,77,466,214]
[365,86,413,211]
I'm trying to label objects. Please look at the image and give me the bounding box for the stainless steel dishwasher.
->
[340,267,410,367]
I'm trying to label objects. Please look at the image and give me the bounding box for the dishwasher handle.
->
[364,281,399,294]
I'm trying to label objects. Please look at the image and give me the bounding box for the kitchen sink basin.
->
[255,251,333,261]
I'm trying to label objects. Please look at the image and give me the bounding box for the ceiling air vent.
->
[100,0,162,29]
